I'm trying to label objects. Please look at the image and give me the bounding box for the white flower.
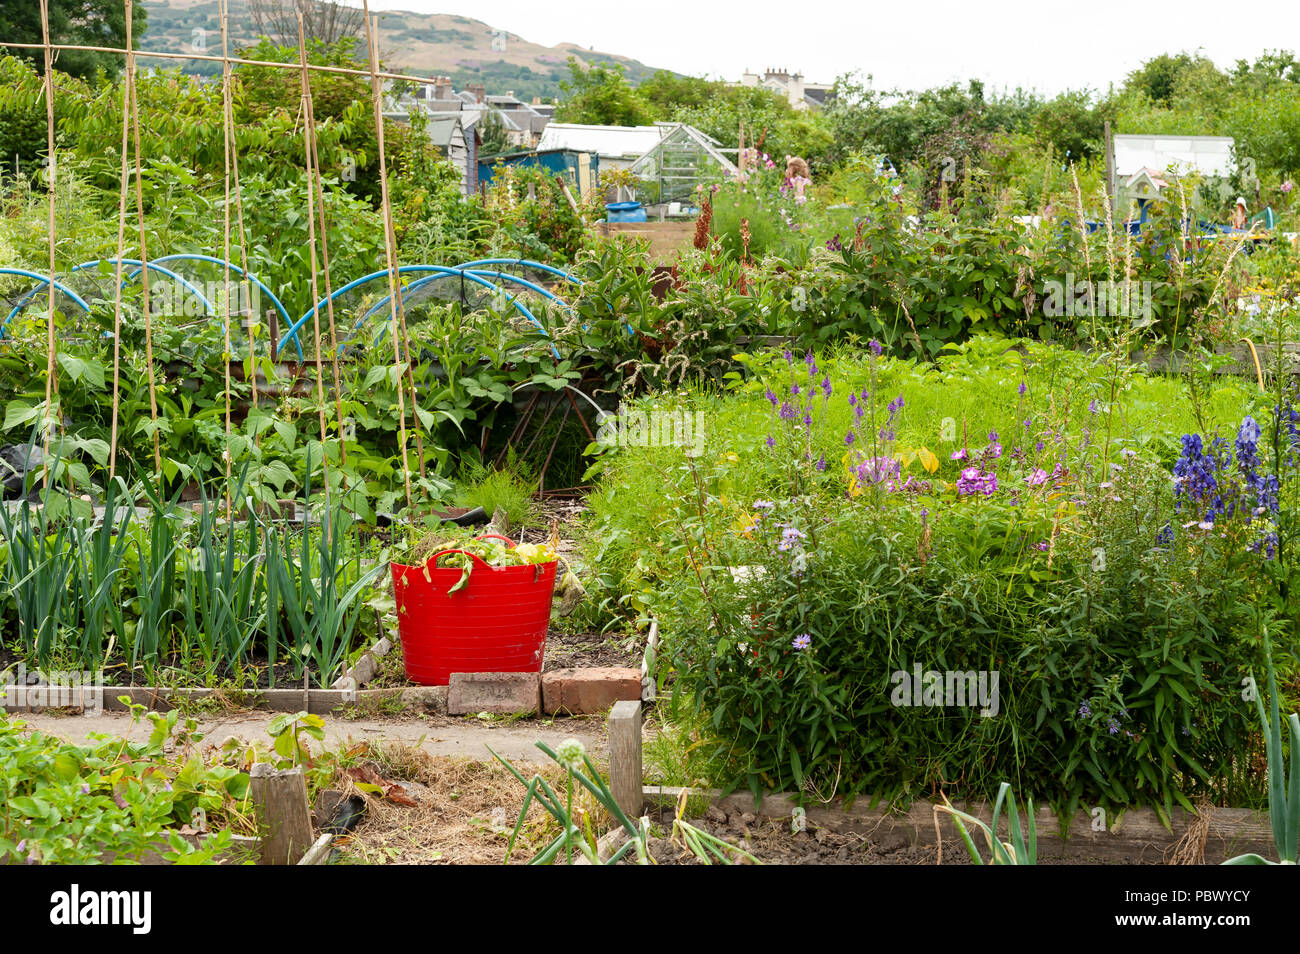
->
[555,738,586,772]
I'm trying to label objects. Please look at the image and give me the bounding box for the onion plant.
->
[490,739,651,865]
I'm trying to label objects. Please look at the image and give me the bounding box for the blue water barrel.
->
[606,201,646,223]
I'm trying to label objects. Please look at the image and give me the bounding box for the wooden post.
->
[607,700,643,819]
[250,763,314,865]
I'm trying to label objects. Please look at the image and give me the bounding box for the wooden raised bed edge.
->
[0,635,447,716]
[586,701,1277,865]
[632,786,1275,864]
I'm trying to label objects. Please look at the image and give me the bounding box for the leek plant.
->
[266,456,384,686]
[935,782,1038,865]
[181,475,265,675]
[129,480,183,677]
[70,477,133,664]
[1224,630,1299,865]
[0,495,76,662]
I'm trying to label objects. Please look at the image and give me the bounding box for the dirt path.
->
[11,709,608,763]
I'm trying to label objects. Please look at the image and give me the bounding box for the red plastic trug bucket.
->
[391,534,558,686]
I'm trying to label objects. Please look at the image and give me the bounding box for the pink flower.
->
[1025,468,1048,486]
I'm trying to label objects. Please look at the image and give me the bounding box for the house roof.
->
[424,114,466,149]
[383,111,465,149]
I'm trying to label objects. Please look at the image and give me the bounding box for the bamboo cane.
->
[302,60,347,468]
[39,0,57,490]
[220,0,236,517]
[107,0,134,481]
[296,14,332,507]
[127,25,161,478]
[360,3,413,517]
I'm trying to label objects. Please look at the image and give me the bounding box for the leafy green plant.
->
[0,701,250,865]
[267,711,326,770]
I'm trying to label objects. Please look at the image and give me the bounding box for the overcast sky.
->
[362,0,1290,96]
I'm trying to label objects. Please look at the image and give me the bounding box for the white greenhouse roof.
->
[1112,134,1236,179]
[536,123,667,159]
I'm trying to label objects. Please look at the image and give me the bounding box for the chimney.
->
[434,76,453,100]
[468,83,486,103]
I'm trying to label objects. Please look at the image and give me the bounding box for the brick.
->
[447,672,540,716]
[542,667,642,715]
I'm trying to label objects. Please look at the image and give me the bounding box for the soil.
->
[627,806,1125,865]
[363,628,639,689]
[318,746,575,865]
[625,806,970,865]
[0,644,320,691]
[542,629,640,671]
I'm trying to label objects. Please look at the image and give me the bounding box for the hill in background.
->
[141,0,666,99]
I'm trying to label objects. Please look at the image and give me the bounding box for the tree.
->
[249,0,364,47]
[1125,52,1225,107]
[1,0,147,81]
[554,58,655,127]
[477,110,510,156]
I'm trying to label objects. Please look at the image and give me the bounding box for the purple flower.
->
[815,454,826,472]
[821,376,832,397]
[783,348,793,364]
[790,383,800,396]
[1107,718,1120,735]
[847,393,856,406]
[868,340,883,356]
[1078,702,1092,718]
[956,466,997,496]
[792,634,811,650]
[80,783,90,795]
[845,431,856,446]
[951,448,968,461]
[1018,381,1027,396]
[802,413,812,427]
[752,500,775,511]
[778,402,795,420]
[765,435,775,448]
[1025,468,1048,486]
[887,394,905,414]
[1089,399,1099,414]
[855,456,901,486]
[764,388,778,405]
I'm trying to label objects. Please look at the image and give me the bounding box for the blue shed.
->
[477,149,598,194]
